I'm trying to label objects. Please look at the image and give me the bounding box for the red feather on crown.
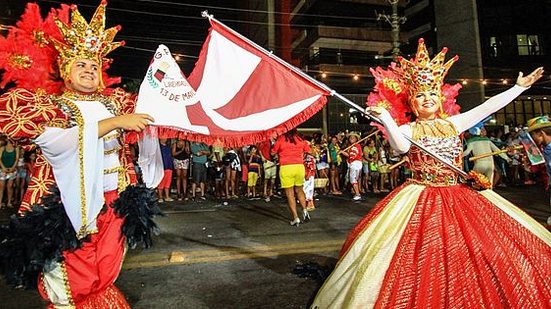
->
[0,2,121,94]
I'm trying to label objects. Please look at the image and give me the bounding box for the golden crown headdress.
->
[397,38,458,97]
[51,1,124,89]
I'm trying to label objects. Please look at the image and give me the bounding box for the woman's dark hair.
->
[284,129,301,144]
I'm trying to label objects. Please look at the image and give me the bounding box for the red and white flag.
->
[136,19,330,146]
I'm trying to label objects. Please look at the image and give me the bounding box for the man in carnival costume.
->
[0,2,163,308]
[312,39,550,308]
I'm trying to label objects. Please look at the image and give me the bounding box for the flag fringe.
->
[127,95,327,147]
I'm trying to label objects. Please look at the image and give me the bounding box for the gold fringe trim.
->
[104,146,122,155]
[104,166,124,175]
[412,119,458,140]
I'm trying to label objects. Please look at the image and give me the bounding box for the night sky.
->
[2,0,249,85]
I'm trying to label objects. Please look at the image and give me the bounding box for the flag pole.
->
[200,11,467,178]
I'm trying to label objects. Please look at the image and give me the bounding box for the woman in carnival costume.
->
[0,2,164,308]
[312,39,550,308]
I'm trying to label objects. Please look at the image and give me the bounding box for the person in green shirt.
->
[327,135,342,195]
[190,142,211,200]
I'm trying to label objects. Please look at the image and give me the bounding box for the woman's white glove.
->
[365,106,411,154]
[365,106,393,125]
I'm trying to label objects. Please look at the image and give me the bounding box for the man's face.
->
[65,59,100,93]
[530,130,544,146]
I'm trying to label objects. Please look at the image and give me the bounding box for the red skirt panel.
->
[38,190,129,308]
[331,183,551,308]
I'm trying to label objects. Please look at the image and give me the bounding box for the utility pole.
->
[377,0,407,59]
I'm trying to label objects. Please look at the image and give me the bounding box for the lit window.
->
[517,34,541,56]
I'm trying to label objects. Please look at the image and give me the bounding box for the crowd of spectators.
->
[137,130,415,204]
[0,125,545,210]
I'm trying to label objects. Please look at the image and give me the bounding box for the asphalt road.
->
[1,185,549,308]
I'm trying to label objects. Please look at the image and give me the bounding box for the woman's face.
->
[480,127,487,137]
[411,90,441,120]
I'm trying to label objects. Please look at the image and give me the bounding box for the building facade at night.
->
[278,0,409,134]
[269,0,551,133]
[407,0,551,128]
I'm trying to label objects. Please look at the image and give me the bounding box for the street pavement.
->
[0,184,549,308]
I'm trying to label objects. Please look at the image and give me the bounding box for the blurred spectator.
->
[191,141,210,200]
[172,139,190,200]
[211,139,225,199]
[388,147,402,189]
[365,139,380,193]
[0,139,19,208]
[158,138,174,203]
[339,132,363,201]
[303,152,316,210]
[336,132,348,189]
[14,147,27,205]
[258,138,276,202]
[327,136,342,195]
[315,135,329,194]
[223,147,241,199]
[247,145,262,198]
[464,127,511,188]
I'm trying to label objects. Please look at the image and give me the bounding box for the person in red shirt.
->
[272,129,311,226]
[340,132,363,201]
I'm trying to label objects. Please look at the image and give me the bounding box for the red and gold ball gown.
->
[312,119,551,308]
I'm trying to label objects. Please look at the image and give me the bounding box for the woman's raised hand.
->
[516,67,544,88]
[365,106,392,123]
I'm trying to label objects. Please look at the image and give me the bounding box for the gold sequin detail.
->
[104,146,122,155]
[0,89,68,142]
[412,119,458,140]
[104,166,124,175]
[8,54,32,69]
[59,262,75,307]
[56,97,88,239]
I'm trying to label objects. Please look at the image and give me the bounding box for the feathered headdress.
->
[0,1,122,94]
[367,38,462,127]
[51,1,124,90]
